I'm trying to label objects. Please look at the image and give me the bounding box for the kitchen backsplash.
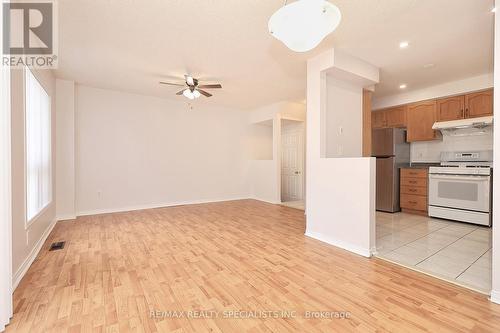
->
[410,129,493,163]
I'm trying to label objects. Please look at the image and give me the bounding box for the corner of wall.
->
[304,230,372,258]
[12,218,57,290]
[490,290,500,304]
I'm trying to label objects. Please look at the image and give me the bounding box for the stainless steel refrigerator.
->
[372,128,410,212]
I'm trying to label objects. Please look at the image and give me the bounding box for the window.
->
[25,68,51,223]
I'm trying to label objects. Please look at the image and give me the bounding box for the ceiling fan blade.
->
[160,81,185,87]
[197,89,212,97]
[197,84,222,89]
[176,90,184,95]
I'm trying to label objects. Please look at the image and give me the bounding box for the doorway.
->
[280,119,305,210]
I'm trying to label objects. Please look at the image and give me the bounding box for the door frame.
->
[0,60,13,331]
[279,117,306,204]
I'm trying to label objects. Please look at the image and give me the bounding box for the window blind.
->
[25,68,51,222]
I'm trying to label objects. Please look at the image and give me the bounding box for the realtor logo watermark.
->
[2,0,58,68]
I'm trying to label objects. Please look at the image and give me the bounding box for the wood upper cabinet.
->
[385,105,407,127]
[372,111,386,128]
[437,96,465,121]
[371,106,406,128]
[370,89,492,142]
[465,89,493,118]
[406,100,438,142]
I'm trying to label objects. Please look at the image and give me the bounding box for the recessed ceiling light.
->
[399,41,409,49]
[399,84,407,89]
[492,7,497,13]
[423,63,435,69]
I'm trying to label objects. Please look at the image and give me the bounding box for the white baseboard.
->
[491,290,500,304]
[248,196,281,205]
[56,214,76,222]
[12,218,57,290]
[76,196,251,217]
[305,230,372,258]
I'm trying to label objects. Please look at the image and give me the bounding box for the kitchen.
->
[372,88,493,293]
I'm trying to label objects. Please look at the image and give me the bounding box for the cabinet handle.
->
[461,109,464,118]
[409,189,417,192]
[409,201,418,205]
[409,180,417,184]
[465,108,469,118]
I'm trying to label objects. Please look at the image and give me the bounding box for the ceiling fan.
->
[159,75,222,100]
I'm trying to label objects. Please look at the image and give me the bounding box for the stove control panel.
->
[440,150,493,163]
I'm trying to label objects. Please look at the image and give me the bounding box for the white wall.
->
[249,100,306,124]
[74,85,249,215]
[246,101,306,204]
[325,76,363,158]
[491,0,500,304]
[248,122,273,160]
[306,158,376,255]
[248,160,279,204]
[411,130,493,163]
[306,49,378,257]
[11,68,57,288]
[55,79,76,220]
[373,73,493,110]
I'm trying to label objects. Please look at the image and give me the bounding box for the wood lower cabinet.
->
[437,95,465,121]
[400,168,428,215]
[466,89,493,118]
[406,100,438,142]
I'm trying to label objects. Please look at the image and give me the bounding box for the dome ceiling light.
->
[268,0,342,53]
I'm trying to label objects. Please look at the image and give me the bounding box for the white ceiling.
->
[56,0,494,110]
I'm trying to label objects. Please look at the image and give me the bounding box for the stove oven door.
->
[428,173,491,212]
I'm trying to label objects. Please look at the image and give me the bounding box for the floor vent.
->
[49,241,66,251]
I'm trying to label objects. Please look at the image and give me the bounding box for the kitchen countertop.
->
[400,163,440,169]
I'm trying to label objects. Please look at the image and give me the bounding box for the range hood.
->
[432,116,493,137]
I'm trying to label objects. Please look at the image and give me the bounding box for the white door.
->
[281,128,304,202]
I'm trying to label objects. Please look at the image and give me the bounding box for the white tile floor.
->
[376,212,492,293]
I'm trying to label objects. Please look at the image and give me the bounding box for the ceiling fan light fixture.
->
[182,88,201,100]
[183,89,195,100]
[268,0,341,52]
[186,75,195,86]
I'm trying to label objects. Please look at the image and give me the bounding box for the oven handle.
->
[429,174,491,181]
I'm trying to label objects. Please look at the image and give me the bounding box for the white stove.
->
[428,151,492,226]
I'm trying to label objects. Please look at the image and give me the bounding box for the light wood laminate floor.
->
[7,200,500,332]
